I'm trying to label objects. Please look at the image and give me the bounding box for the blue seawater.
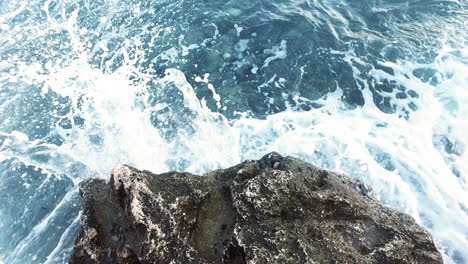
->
[0,0,467,263]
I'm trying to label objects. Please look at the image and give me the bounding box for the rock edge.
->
[70,152,442,264]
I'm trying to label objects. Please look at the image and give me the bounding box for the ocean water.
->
[0,0,467,263]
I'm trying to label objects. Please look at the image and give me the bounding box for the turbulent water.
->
[0,0,466,263]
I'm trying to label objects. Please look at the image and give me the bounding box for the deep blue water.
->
[0,0,467,263]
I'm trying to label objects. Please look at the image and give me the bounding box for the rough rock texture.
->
[70,153,442,264]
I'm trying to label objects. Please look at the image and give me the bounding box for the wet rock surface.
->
[70,153,442,264]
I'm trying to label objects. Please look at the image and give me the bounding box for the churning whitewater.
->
[0,0,467,263]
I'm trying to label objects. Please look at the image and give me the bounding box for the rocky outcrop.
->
[70,153,442,264]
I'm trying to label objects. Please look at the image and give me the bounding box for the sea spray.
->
[0,0,466,263]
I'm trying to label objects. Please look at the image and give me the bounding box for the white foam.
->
[44,215,80,264]
[0,3,466,263]
[3,56,466,264]
[237,39,249,52]
[263,40,287,67]
[9,190,77,261]
[157,69,241,172]
[251,64,258,74]
[234,24,243,37]
[231,44,467,263]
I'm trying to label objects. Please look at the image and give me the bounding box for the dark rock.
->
[70,152,443,264]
